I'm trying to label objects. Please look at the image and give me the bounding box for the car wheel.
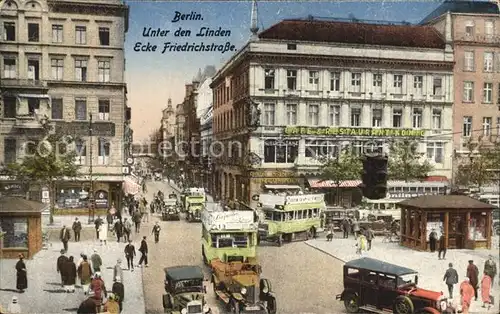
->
[343,293,359,313]
[393,295,415,314]
[277,235,283,247]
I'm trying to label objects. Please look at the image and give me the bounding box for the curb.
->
[304,241,347,264]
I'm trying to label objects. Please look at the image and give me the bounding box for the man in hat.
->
[72,217,82,242]
[443,262,459,298]
[483,254,497,285]
[113,259,123,282]
[138,236,149,267]
[90,249,102,273]
[466,260,479,301]
[151,221,161,244]
[124,240,136,271]
[60,225,71,252]
[123,217,132,242]
[7,296,21,314]
[112,276,125,312]
[57,249,69,287]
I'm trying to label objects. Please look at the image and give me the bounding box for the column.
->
[444,211,449,249]
[423,105,431,130]
[403,106,412,128]
[341,102,349,126]
[383,105,391,128]
[421,211,428,251]
[362,104,371,127]
[486,211,492,249]
[405,209,411,245]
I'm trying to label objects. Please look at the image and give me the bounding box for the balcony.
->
[0,78,47,89]
[14,115,46,129]
[455,33,500,45]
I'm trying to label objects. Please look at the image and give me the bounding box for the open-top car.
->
[336,257,452,314]
[163,265,211,314]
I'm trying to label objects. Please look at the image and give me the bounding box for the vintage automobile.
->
[336,257,451,314]
[162,199,180,221]
[162,265,211,314]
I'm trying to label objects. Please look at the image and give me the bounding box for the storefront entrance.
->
[448,213,466,249]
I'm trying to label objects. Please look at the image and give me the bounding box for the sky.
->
[124,0,446,140]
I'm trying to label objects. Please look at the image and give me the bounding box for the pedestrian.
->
[7,296,20,314]
[341,218,349,239]
[443,262,458,299]
[483,255,497,285]
[124,240,136,271]
[90,249,102,273]
[429,229,438,252]
[78,255,93,295]
[15,254,27,293]
[98,221,108,245]
[114,219,124,243]
[138,236,149,267]
[90,272,107,310]
[152,221,161,243]
[466,260,479,301]
[60,225,71,252]
[438,234,447,260]
[72,217,82,242]
[106,211,114,231]
[326,224,334,241]
[113,259,123,282]
[352,219,360,240]
[128,202,135,217]
[112,276,125,313]
[355,233,367,255]
[481,270,493,309]
[123,218,132,242]
[63,255,77,293]
[94,216,103,239]
[76,252,85,269]
[365,227,374,250]
[133,210,142,233]
[460,277,474,314]
[57,249,69,286]
[77,289,99,314]
[103,293,120,314]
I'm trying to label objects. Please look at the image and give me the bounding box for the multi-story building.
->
[211,18,454,207]
[160,97,175,151]
[196,74,213,192]
[421,1,500,183]
[0,0,129,210]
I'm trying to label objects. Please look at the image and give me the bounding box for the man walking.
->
[443,262,459,298]
[138,236,149,268]
[365,227,374,250]
[483,255,497,285]
[112,277,125,313]
[114,219,124,243]
[123,218,132,242]
[72,218,82,242]
[113,259,123,282]
[57,249,69,287]
[438,234,447,260]
[60,225,71,252]
[90,249,103,273]
[133,210,142,233]
[152,222,161,244]
[352,219,360,240]
[94,216,103,239]
[466,260,479,301]
[341,218,349,239]
[124,240,136,271]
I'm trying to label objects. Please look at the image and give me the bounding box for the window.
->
[372,108,382,127]
[330,72,340,91]
[484,52,494,72]
[75,99,87,121]
[433,77,442,95]
[27,23,39,42]
[98,60,110,82]
[74,140,86,165]
[427,142,443,163]
[464,51,475,71]
[412,108,422,128]
[308,104,319,125]
[287,43,296,50]
[350,108,361,127]
[393,74,403,93]
[286,104,297,125]
[484,83,493,103]
[51,58,63,80]
[264,69,275,89]
[99,27,109,45]
[52,24,63,43]
[263,139,298,163]
[373,73,382,92]
[3,97,16,118]
[75,59,87,81]
[98,138,110,165]
[75,26,86,44]
[463,81,474,102]
[27,59,39,80]
[351,73,361,92]
[392,108,402,128]
[3,22,15,41]
[308,71,319,90]
[413,76,423,94]
[328,105,340,126]
[463,116,472,137]
[51,98,63,120]
[483,117,492,136]
[305,140,338,158]
[28,98,39,115]
[263,103,275,125]
[0,218,28,248]
[3,138,16,164]
[432,109,442,130]
[98,99,110,121]
[286,70,297,90]
[485,21,494,38]
[3,58,16,78]
[465,21,474,37]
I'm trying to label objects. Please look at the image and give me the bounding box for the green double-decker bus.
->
[257,194,325,246]
[201,209,258,264]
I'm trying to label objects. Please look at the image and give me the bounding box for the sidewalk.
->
[306,236,499,313]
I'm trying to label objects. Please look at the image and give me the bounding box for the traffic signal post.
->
[361,155,388,200]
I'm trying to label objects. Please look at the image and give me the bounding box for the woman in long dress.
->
[481,271,492,309]
[99,223,108,245]
[63,256,77,292]
[15,254,27,293]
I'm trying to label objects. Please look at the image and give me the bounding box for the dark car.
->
[336,257,453,314]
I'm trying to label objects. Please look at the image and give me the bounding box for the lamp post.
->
[88,113,95,224]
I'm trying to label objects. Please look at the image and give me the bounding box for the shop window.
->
[469,214,487,240]
[56,187,89,209]
[0,217,28,248]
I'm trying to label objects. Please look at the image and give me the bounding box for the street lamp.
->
[88,113,95,224]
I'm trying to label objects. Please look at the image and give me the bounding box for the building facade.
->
[211,18,454,207]
[0,0,129,211]
[197,77,213,192]
[160,97,175,150]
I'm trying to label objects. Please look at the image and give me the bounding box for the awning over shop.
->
[263,185,301,190]
[308,179,362,188]
[123,176,141,195]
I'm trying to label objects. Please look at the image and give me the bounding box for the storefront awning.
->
[308,179,362,188]
[264,185,301,190]
[17,94,50,99]
[123,176,141,195]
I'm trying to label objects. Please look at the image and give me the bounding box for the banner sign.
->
[94,190,109,208]
[284,127,425,137]
[202,210,256,231]
[285,194,324,204]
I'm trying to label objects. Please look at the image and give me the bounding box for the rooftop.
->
[258,19,446,49]
[420,0,500,24]
[0,197,48,215]
[345,257,417,276]
[164,265,204,281]
[398,195,496,210]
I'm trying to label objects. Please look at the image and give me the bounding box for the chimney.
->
[445,11,452,52]
[250,0,259,41]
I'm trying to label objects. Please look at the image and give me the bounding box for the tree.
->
[387,140,433,182]
[454,139,499,188]
[4,123,80,224]
[320,150,362,204]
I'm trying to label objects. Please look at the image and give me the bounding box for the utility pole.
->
[88,113,94,224]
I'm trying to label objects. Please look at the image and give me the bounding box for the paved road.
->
[142,180,345,314]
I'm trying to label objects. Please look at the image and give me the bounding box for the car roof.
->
[345,257,417,276]
[164,266,204,281]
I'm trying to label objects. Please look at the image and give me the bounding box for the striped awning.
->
[123,176,141,195]
[308,179,362,188]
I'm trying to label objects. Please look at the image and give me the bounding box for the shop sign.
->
[250,170,297,178]
[286,194,324,204]
[387,192,439,199]
[0,183,24,197]
[284,127,425,137]
[253,177,300,184]
[94,190,109,209]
